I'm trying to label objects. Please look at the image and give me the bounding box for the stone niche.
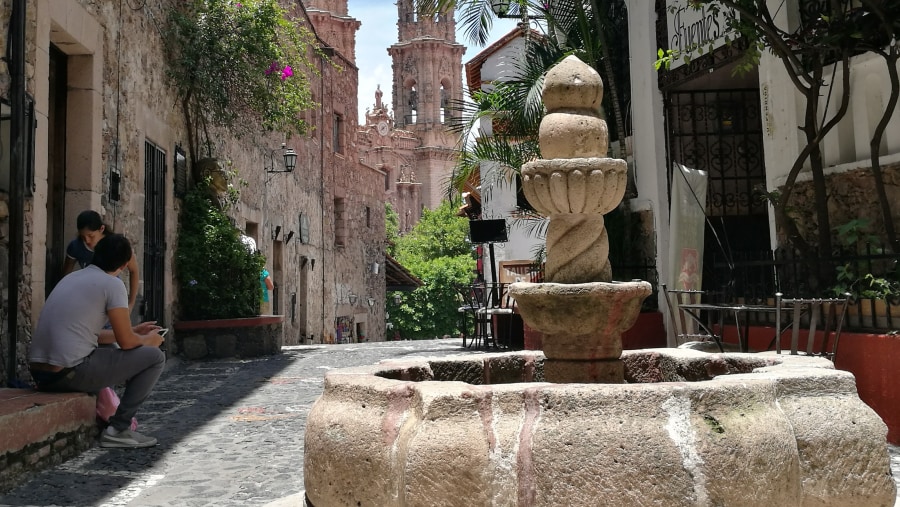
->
[304,348,896,507]
[172,316,283,360]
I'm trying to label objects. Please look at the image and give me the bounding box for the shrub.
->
[175,180,264,320]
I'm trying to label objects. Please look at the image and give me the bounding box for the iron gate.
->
[666,89,768,218]
[143,141,166,324]
[665,89,772,294]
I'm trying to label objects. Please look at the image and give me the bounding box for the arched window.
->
[440,80,451,124]
[407,85,418,124]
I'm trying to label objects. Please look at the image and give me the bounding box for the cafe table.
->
[678,302,780,353]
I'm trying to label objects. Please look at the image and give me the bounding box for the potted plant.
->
[851,274,900,329]
[828,219,899,329]
[172,176,287,359]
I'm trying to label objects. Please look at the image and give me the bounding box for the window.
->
[174,145,187,198]
[333,113,343,153]
[407,85,417,124]
[0,96,36,196]
[365,206,371,228]
[334,197,346,246]
[440,84,449,124]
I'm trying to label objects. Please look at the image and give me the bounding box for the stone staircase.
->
[0,389,97,492]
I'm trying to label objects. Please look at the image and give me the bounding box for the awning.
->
[385,253,423,291]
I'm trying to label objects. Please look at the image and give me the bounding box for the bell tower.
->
[388,0,465,210]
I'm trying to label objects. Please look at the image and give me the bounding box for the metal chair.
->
[454,285,477,347]
[773,293,851,360]
[484,283,515,349]
[661,283,724,352]
[456,284,490,348]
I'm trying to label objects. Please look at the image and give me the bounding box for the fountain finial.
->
[539,55,608,160]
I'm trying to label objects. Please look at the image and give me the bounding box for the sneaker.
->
[99,428,158,449]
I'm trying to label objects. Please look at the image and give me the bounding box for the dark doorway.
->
[143,141,167,324]
[44,45,68,296]
[665,89,770,297]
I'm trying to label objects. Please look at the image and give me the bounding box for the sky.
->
[347,0,519,124]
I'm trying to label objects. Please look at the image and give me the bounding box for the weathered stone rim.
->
[319,348,845,388]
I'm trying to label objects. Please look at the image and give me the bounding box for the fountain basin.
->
[304,348,895,506]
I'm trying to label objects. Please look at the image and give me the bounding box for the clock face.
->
[377,121,389,136]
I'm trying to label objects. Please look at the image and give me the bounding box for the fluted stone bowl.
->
[304,349,896,507]
[520,158,627,216]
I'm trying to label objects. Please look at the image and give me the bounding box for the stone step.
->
[0,389,97,493]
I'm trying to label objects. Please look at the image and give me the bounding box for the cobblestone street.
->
[0,340,468,506]
[0,339,898,506]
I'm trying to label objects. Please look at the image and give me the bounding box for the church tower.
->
[388,0,465,210]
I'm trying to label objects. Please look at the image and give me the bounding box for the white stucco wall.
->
[625,0,670,314]
[757,1,900,246]
[471,32,546,284]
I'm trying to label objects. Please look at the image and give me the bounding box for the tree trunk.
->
[869,50,900,252]
[590,0,627,159]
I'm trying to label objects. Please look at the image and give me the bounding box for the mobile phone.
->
[158,328,169,337]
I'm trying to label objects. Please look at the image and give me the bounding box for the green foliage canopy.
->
[163,0,319,163]
[385,202,400,257]
[389,202,476,339]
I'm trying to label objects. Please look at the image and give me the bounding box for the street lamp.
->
[264,142,298,174]
[490,0,547,33]
[490,0,512,16]
[490,0,545,19]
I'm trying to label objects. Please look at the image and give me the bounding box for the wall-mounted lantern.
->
[264,142,298,174]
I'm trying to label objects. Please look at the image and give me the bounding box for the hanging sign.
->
[666,0,730,69]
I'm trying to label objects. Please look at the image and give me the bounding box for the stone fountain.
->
[508,55,650,384]
[303,57,896,506]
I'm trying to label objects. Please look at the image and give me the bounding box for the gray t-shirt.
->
[29,265,129,368]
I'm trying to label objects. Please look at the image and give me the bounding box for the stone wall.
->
[781,163,900,248]
[173,316,285,360]
[0,390,96,493]
[0,0,392,386]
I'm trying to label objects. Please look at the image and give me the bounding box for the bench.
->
[0,389,97,493]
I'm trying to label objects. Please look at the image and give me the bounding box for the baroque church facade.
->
[357,0,465,233]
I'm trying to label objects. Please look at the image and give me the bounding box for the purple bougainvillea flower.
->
[281,65,293,80]
[265,61,280,76]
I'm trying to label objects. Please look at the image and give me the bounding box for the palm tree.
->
[418,0,630,188]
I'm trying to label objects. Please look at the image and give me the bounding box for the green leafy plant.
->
[828,218,899,301]
[175,178,265,320]
[385,202,400,257]
[856,274,899,300]
[388,202,476,339]
[163,0,320,165]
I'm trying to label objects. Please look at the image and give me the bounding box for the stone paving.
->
[0,339,897,506]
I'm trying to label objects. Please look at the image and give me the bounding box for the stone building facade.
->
[0,0,389,382]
